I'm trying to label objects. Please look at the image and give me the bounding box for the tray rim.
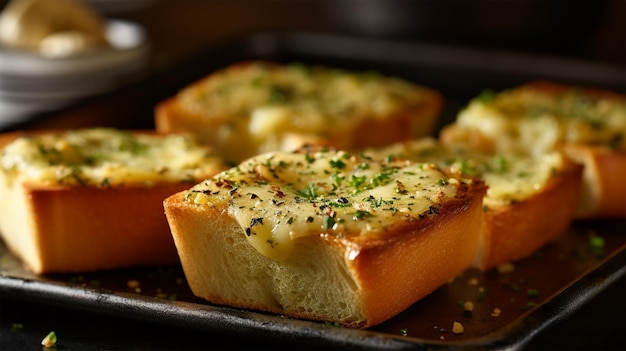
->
[243,31,625,89]
[1,244,624,351]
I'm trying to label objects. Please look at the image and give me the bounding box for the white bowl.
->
[0,19,149,126]
[0,19,149,77]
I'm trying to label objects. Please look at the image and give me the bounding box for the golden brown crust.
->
[362,138,585,271]
[155,60,443,163]
[440,124,626,219]
[439,81,626,219]
[164,166,487,328]
[20,182,187,273]
[523,80,626,101]
[476,158,584,270]
[0,128,227,274]
[563,144,626,219]
[351,189,485,327]
[155,97,214,141]
[439,123,496,153]
[157,94,443,160]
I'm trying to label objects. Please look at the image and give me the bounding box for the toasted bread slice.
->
[0,128,227,273]
[155,60,443,163]
[164,145,486,328]
[371,137,584,270]
[440,81,626,219]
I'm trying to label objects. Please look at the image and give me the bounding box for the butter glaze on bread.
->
[440,81,626,219]
[371,137,584,270]
[164,146,486,328]
[0,128,227,273]
[155,61,443,163]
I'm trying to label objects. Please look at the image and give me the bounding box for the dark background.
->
[1,0,624,130]
[103,1,626,72]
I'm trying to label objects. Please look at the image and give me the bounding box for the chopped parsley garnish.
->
[352,210,372,221]
[329,159,346,169]
[349,174,367,189]
[297,183,318,199]
[589,234,605,258]
[269,86,289,103]
[478,89,495,104]
[322,215,336,230]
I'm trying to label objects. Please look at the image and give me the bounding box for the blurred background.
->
[78,0,626,66]
[0,0,624,129]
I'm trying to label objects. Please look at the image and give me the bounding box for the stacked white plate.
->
[0,19,149,128]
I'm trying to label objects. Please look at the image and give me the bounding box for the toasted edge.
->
[0,129,225,273]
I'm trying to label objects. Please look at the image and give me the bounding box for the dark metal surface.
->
[0,220,624,350]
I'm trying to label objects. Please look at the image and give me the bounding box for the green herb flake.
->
[349,174,366,189]
[269,86,289,103]
[304,152,315,164]
[478,89,495,104]
[297,183,318,199]
[371,172,390,187]
[527,288,539,298]
[329,159,346,169]
[287,61,310,75]
[118,136,147,155]
[322,215,336,230]
[100,177,111,187]
[41,331,57,348]
[352,210,372,221]
[331,172,344,187]
[458,159,478,176]
[589,234,605,258]
[250,76,264,87]
[494,154,508,173]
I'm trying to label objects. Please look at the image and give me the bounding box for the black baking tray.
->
[1,32,625,350]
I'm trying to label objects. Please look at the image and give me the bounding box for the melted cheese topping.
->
[178,61,433,156]
[0,128,224,186]
[186,147,468,261]
[456,86,626,156]
[374,138,565,208]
